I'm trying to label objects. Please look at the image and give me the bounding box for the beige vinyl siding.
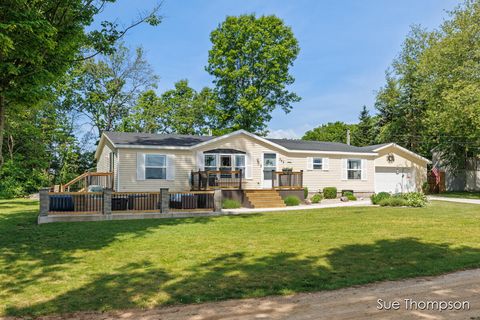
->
[96,140,114,172]
[195,133,285,189]
[118,148,194,192]
[112,133,426,193]
[194,133,376,192]
[374,145,428,191]
[286,154,376,193]
[96,140,119,190]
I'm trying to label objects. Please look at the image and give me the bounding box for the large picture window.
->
[145,154,166,179]
[347,159,362,180]
[203,153,246,178]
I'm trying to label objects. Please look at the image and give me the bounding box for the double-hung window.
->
[220,155,232,178]
[145,154,166,179]
[204,154,217,172]
[313,158,323,170]
[347,159,362,180]
[235,154,246,177]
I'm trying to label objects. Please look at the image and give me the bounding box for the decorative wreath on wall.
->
[387,153,395,163]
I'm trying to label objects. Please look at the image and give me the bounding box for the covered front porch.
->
[190,169,303,191]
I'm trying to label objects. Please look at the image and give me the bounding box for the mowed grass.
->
[437,191,480,199]
[1,199,480,316]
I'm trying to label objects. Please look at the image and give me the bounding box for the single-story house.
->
[94,130,430,207]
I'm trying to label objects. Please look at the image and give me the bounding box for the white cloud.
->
[267,129,300,139]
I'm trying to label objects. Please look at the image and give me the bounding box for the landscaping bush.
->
[311,193,323,204]
[323,187,337,199]
[284,195,301,206]
[304,187,308,199]
[401,192,428,207]
[422,181,430,194]
[371,192,391,205]
[346,194,357,201]
[379,197,408,207]
[377,192,428,207]
[222,199,241,209]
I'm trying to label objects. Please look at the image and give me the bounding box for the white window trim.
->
[203,153,246,175]
[204,153,218,171]
[145,154,167,180]
[234,154,246,177]
[347,159,362,180]
[313,157,323,170]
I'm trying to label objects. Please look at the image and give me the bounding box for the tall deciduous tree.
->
[0,0,161,168]
[65,44,159,139]
[419,0,480,170]
[206,14,300,135]
[302,122,358,145]
[374,26,432,156]
[122,80,214,135]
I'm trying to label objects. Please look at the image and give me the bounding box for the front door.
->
[263,153,277,188]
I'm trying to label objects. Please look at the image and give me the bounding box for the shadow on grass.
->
[0,200,261,301]
[7,238,480,316]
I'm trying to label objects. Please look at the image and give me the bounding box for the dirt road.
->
[10,269,480,320]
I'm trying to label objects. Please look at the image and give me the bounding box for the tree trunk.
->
[0,94,5,169]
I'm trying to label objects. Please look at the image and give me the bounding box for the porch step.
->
[244,190,286,208]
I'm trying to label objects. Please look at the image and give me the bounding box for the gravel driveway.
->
[12,268,480,320]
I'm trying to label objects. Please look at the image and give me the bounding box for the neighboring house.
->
[95,130,430,199]
[432,152,480,191]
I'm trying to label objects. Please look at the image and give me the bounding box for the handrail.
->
[190,169,243,191]
[61,172,114,192]
[62,172,88,190]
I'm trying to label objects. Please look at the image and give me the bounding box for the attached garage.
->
[370,143,431,194]
[374,167,416,194]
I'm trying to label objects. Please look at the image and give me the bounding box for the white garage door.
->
[375,167,416,194]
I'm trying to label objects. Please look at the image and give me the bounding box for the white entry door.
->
[263,153,277,188]
[375,167,415,194]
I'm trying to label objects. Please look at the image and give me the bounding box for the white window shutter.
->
[342,159,348,180]
[306,157,313,170]
[196,151,204,170]
[323,158,329,171]
[361,159,367,181]
[136,153,145,180]
[245,153,252,179]
[166,154,176,180]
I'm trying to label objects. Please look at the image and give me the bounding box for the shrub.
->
[422,182,430,194]
[323,187,337,199]
[371,192,391,205]
[347,194,357,201]
[222,199,241,209]
[401,192,428,207]
[311,193,323,204]
[284,195,301,206]
[379,197,408,207]
[304,187,308,199]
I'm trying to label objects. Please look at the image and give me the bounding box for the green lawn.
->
[436,191,480,199]
[1,199,480,317]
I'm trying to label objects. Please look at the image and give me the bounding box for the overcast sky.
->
[93,0,460,138]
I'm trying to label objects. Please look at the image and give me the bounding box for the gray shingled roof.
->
[267,138,378,153]
[355,143,391,152]
[104,131,379,153]
[104,132,214,147]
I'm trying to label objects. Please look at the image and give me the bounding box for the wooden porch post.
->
[300,170,304,188]
[271,169,275,189]
[239,169,243,190]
